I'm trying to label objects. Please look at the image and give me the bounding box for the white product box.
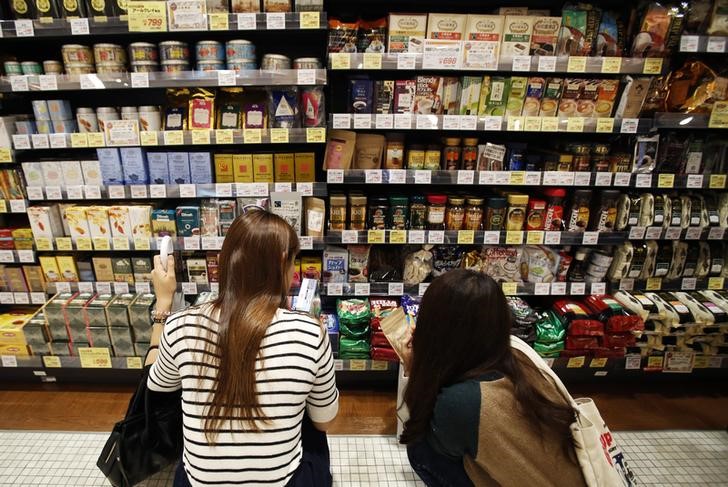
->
[129,205,152,238]
[40,161,65,188]
[21,162,45,186]
[109,206,133,241]
[85,206,112,239]
[426,13,467,40]
[60,161,85,186]
[501,15,535,58]
[387,13,427,53]
[81,160,104,186]
[27,205,65,239]
[462,15,504,70]
[63,206,92,242]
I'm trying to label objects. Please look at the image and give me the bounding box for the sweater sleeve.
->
[306,324,339,423]
[147,319,182,392]
[427,380,481,459]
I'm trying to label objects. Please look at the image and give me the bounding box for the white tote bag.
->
[510,336,636,487]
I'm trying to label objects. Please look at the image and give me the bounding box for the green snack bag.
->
[535,309,566,344]
[339,322,371,340]
[533,341,565,356]
[337,298,371,323]
[339,337,371,355]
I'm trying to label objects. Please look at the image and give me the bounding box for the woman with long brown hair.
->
[147,210,339,487]
[400,269,586,486]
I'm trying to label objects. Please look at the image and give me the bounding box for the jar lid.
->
[349,195,367,205]
[507,194,529,205]
[448,197,465,205]
[196,40,221,45]
[159,41,188,46]
[427,194,447,205]
[529,199,546,208]
[408,144,425,150]
[559,154,573,161]
[389,196,409,205]
[466,197,484,205]
[444,138,461,146]
[463,138,479,146]
[330,195,347,205]
[76,107,95,114]
[487,197,507,208]
[138,106,159,111]
[129,42,156,47]
[96,107,118,113]
[410,195,426,204]
[62,44,91,49]
[370,196,389,205]
[543,188,566,198]
[120,106,138,113]
[426,145,441,150]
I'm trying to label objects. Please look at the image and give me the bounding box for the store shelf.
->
[12,127,326,151]
[0,12,327,39]
[0,249,36,264]
[615,277,726,293]
[678,35,728,54]
[330,113,653,134]
[1,69,327,92]
[25,182,326,202]
[326,169,728,190]
[0,199,29,213]
[652,112,715,129]
[329,52,666,75]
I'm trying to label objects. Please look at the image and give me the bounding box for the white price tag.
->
[535,282,550,295]
[332,113,350,129]
[217,70,236,86]
[135,282,151,294]
[10,199,26,212]
[524,171,541,185]
[131,72,149,88]
[26,186,43,200]
[629,226,646,240]
[66,185,84,200]
[14,19,34,37]
[55,282,72,293]
[31,292,47,304]
[620,118,639,133]
[237,12,256,30]
[686,174,704,189]
[130,185,147,199]
[493,171,510,185]
[582,232,599,245]
[483,231,500,245]
[457,170,474,185]
[49,133,67,148]
[235,183,253,196]
[10,75,29,92]
[482,116,502,131]
[394,113,413,129]
[479,171,495,185]
[512,55,531,71]
[685,227,702,240]
[215,183,233,197]
[299,236,313,250]
[595,172,612,187]
[274,182,292,192]
[709,227,726,240]
[665,227,682,240]
[84,185,101,199]
[296,182,313,196]
[388,169,406,184]
[388,282,404,296]
[537,56,557,72]
[460,115,477,130]
[183,236,200,250]
[544,232,561,245]
[266,12,285,30]
[682,277,697,290]
[18,250,34,263]
[418,283,430,296]
[0,251,14,263]
[179,184,197,198]
[149,184,166,198]
[635,174,652,188]
[31,134,49,149]
[39,74,58,91]
[113,282,130,294]
[96,282,112,294]
[542,172,560,186]
[397,53,416,70]
[201,237,218,250]
[557,172,575,186]
[77,282,94,293]
[613,172,631,187]
[707,37,726,53]
[70,17,90,35]
[108,185,125,199]
[365,170,382,184]
[625,354,641,370]
[80,74,103,90]
[570,282,586,295]
[680,35,699,52]
[296,69,316,85]
[416,115,438,130]
[13,292,29,305]
[422,39,461,69]
[45,186,62,200]
[1,355,18,367]
[590,282,607,295]
[374,114,393,129]
[408,230,425,244]
[341,230,358,244]
[12,134,31,150]
[427,231,444,244]
[326,169,344,184]
[353,113,372,129]
[574,172,591,186]
[414,170,431,184]
[619,278,635,291]
[354,283,371,296]
[645,227,663,239]
[181,282,198,295]
[327,283,343,296]
[551,282,567,295]
[442,115,461,130]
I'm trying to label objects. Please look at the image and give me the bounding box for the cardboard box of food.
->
[274,153,295,182]
[427,13,467,40]
[233,154,254,182]
[92,257,115,282]
[530,16,560,56]
[214,154,234,183]
[387,13,427,53]
[462,15,504,70]
[294,152,315,182]
[501,15,534,58]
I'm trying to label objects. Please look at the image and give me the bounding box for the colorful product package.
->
[387,13,427,53]
[462,14,504,70]
[501,15,534,58]
[151,209,177,237]
[530,16,561,55]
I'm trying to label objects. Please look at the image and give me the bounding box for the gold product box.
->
[274,153,295,182]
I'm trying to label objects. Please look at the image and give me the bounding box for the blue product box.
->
[96,148,124,185]
[120,147,149,184]
[189,152,213,184]
[175,206,200,237]
[147,152,170,184]
[320,312,339,333]
[167,152,191,184]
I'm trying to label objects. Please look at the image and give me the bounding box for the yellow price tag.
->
[567,56,587,72]
[140,131,158,146]
[35,237,53,251]
[39,16,53,23]
[55,237,73,251]
[78,347,112,368]
[208,13,228,30]
[76,237,93,250]
[647,356,663,369]
[367,230,385,244]
[133,237,151,250]
[0,200,6,213]
[540,117,559,132]
[567,356,586,368]
[643,58,663,75]
[457,230,475,244]
[128,1,167,32]
[596,118,614,133]
[389,230,407,244]
[509,171,525,185]
[363,53,383,69]
[590,358,608,368]
[112,236,130,250]
[708,100,728,128]
[601,57,622,73]
[191,130,211,145]
[331,53,351,70]
[693,356,710,369]
[126,357,143,369]
[299,11,320,29]
[645,277,662,291]
[349,359,366,371]
[43,356,62,368]
[270,128,289,143]
[70,133,88,148]
[709,174,727,189]
[92,237,110,250]
[501,282,518,295]
[370,360,389,371]
[243,128,262,144]
[215,129,234,144]
[566,117,585,133]
[87,132,106,147]
[505,231,524,245]
[306,127,326,143]
[0,147,12,163]
[708,277,725,290]
[657,174,675,188]
[163,131,184,145]
[526,231,544,245]
[524,116,541,131]
[506,116,524,131]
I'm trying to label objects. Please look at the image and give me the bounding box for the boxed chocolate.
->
[176,206,200,237]
[233,154,254,182]
[214,154,234,183]
[111,257,134,284]
[501,15,534,58]
[151,209,177,237]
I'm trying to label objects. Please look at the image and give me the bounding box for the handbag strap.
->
[510,336,579,410]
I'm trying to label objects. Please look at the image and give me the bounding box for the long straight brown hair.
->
[202,210,299,443]
[400,269,576,460]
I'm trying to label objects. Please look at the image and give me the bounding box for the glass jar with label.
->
[609,153,631,172]
[389,196,409,230]
[349,194,367,230]
[526,199,546,230]
[409,195,427,230]
[569,143,591,171]
[443,138,462,171]
[445,196,466,230]
[426,194,447,230]
[462,138,478,170]
[368,196,389,230]
[591,144,610,172]
[591,190,620,232]
[543,188,566,231]
[464,197,484,230]
[567,189,592,232]
[506,194,529,231]
[486,197,507,231]
[407,145,425,170]
[329,194,347,231]
[424,145,442,170]
[557,154,573,171]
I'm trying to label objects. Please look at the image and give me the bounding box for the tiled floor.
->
[0,430,726,486]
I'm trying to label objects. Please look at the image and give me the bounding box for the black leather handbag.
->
[97,366,183,487]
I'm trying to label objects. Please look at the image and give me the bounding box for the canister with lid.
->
[76,108,99,133]
[261,54,291,70]
[96,107,120,132]
[409,195,427,230]
[196,41,225,62]
[159,41,190,62]
[161,60,190,73]
[225,40,256,61]
[65,63,94,74]
[121,106,139,121]
[389,196,409,230]
[445,196,465,230]
[506,194,529,231]
[3,61,22,75]
[131,61,160,72]
[139,106,161,132]
[329,194,347,231]
[426,194,447,230]
[93,43,127,65]
[293,57,321,69]
[21,61,42,74]
[62,44,93,65]
[349,194,367,230]
[43,60,63,74]
[197,60,225,71]
[96,63,126,74]
[227,59,257,71]
[129,43,158,62]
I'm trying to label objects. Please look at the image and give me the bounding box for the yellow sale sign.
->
[128,1,168,32]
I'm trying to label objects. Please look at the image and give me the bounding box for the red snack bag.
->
[560,348,593,357]
[371,331,390,348]
[603,333,637,348]
[605,315,644,333]
[592,348,625,358]
[566,336,601,350]
[569,319,605,336]
[371,347,399,362]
